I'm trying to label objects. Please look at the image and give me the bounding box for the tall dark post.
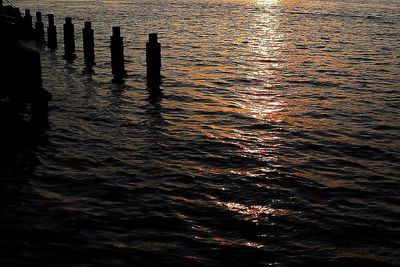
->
[110,27,126,82]
[24,10,32,27]
[47,14,57,49]
[63,17,76,60]
[28,49,52,121]
[146,33,161,87]
[14,8,23,37]
[82,21,95,65]
[22,9,33,38]
[35,12,45,43]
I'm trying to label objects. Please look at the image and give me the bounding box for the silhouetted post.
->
[24,9,32,23]
[63,17,76,60]
[82,21,95,65]
[0,0,3,8]
[28,49,51,121]
[146,33,161,87]
[24,9,32,28]
[35,12,45,43]
[14,8,23,36]
[110,27,126,82]
[47,14,57,49]
[22,9,34,38]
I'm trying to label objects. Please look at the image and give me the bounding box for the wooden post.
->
[82,21,95,65]
[23,9,33,38]
[110,26,126,82]
[35,12,45,43]
[146,33,161,87]
[16,46,52,122]
[63,17,76,59]
[14,8,23,37]
[47,14,57,49]
[28,49,51,121]
[24,9,32,28]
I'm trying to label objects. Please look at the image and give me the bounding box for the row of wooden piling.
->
[25,9,161,86]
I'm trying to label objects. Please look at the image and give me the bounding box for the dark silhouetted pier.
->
[1,2,52,124]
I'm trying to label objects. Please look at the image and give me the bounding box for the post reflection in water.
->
[1,0,400,265]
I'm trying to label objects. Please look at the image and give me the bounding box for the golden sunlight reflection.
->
[238,1,286,122]
[256,0,279,7]
[217,201,288,221]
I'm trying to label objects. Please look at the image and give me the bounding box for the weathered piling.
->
[146,33,161,87]
[13,7,23,36]
[110,26,126,82]
[24,9,32,24]
[23,9,33,38]
[47,14,57,49]
[63,17,76,59]
[35,12,45,43]
[82,21,95,65]
[21,47,52,121]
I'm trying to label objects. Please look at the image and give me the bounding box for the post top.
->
[149,33,158,43]
[25,9,30,16]
[48,14,54,25]
[84,21,92,28]
[36,12,42,22]
[65,17,72,24]
[113,26,120,36]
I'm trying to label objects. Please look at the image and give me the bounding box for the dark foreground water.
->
[1,0,400,265]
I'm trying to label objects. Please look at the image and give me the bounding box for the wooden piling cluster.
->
[33,12,162,86]
[2,2,163,92]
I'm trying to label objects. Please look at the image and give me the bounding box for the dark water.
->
[1,0,400,265]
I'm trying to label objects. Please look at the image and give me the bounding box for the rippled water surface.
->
[2,0,400,265]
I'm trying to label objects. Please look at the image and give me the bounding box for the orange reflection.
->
[216,201,288,221]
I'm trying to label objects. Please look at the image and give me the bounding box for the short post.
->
[146,33,161,87]
[35,12,45,43]
[82,21,95,65]
[47,14,57,49]
[110,27,126,82]
[63,17,76,60]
